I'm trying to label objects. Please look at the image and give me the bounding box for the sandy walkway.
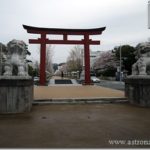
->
[34,85,125,99]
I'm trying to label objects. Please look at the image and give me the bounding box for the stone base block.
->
[0,76,33,113]
[125,76,150,107]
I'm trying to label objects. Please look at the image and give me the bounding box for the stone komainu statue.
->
[0,43,7,74]
[3,39,29,76]
[132,42,150,75]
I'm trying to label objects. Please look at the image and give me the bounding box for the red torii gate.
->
[23,25,106,85]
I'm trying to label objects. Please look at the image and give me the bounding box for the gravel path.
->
[34,85,124,100]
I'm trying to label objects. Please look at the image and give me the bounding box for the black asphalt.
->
[96,80,125,91]
[55,79,72,84]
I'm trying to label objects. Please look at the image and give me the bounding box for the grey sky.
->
[0,0,149,63]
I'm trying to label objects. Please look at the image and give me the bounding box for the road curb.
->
[33,97,128,105]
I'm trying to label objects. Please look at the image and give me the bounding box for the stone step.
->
[33,97,128,105]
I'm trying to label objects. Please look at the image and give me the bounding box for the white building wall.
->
[81,50,102,69]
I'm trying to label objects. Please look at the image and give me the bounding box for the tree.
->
[28,64,34,76]
[36,44,54,76]
[93,51,117,76]
[46,45,54,75]
[53,63,58,72]
[113,45,136,75]
[33,60,40,77]
[66,45,83,72]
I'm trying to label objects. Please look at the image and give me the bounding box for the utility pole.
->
[120,45,122,81]
[148,1,150,29]
[0,44,2,75]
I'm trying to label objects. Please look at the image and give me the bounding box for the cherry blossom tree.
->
[93,51,117,76]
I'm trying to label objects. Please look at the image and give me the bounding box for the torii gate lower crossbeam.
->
[23,25,106,85]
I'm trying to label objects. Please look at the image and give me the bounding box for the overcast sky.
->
[0,0,149,63]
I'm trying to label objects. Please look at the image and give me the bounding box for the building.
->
[81,50,102,70]
[90,51,102,70]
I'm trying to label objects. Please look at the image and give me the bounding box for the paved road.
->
[95,80,125,91]
[49,76,125,91]
[0,104,150,148]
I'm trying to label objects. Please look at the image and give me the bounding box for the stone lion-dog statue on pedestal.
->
[132,42,150,75]
[3,39,29,76]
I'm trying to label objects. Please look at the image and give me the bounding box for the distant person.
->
[61,71,64,79]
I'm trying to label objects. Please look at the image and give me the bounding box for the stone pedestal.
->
[125,76,150,107]
[0,76,33,113]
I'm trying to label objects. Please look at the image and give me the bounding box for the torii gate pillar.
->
[40,34,46,85]
[84,34,91,84]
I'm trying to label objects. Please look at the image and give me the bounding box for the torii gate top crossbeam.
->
[23,25,105,35]
[23,25,106,45]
